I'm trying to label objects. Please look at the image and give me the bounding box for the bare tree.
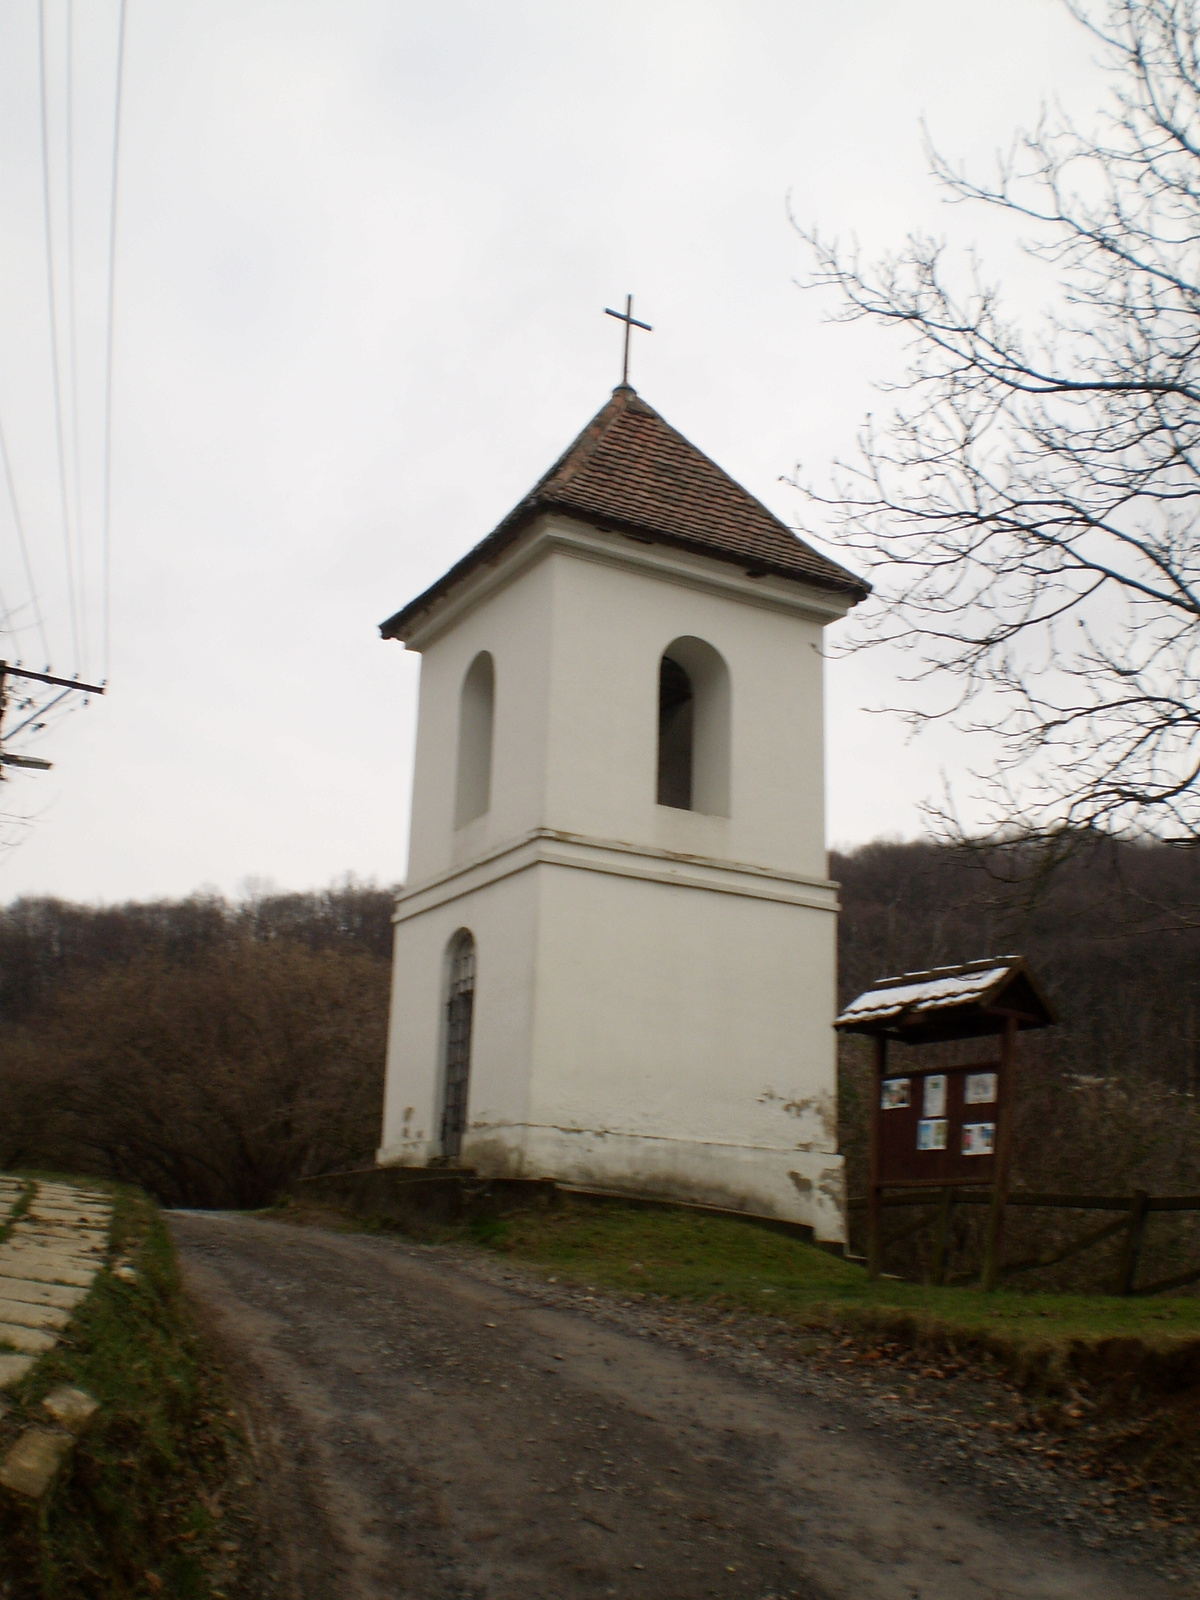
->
[0,884,397,1207]
[29,940,389,1208]
[798,0,1200,854]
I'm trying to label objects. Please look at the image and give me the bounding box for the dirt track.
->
[170,1212,1177,1600]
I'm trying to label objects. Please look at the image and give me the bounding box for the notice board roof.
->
[834,956,1056,1044]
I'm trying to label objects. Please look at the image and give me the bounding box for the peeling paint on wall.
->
[759,1087,837,1151]
[432,1122,848,1242]
[818,1168,845,1208]
[457,1134,528,1179]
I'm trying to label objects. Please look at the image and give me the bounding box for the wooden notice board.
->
[835,955,1056,1284]
[876,1061,1003,1188]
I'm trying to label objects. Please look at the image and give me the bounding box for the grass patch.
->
[468,1197,1200,1343]
[0,1181,250,1600]
[283,1184,1200,1359]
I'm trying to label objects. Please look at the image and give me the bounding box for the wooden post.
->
[1113,1190,1150,1296]
[981,1014,1018,1291]
[867,1035,886,1279]
[931,1185,956,1286]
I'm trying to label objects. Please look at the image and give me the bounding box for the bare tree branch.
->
[795,0,1200,856]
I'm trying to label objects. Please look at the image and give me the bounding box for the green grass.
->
[0,1181,247,1600]
[467,1198,1200,1357]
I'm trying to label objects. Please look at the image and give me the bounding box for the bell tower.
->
[377,383,867,1242]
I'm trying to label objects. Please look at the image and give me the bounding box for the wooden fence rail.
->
[846,1189,1200,1295]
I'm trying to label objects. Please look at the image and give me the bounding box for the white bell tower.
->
[377,383,866,1242]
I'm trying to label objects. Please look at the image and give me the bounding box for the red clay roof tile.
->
[382,386,867,640]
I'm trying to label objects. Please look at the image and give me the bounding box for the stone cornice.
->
[399,513,854,652]
[393,826,841,923]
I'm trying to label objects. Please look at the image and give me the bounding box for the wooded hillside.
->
[0,883,393,1208]
[2,842,1198,1284]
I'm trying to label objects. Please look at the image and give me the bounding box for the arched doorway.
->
[441,930,476,1159]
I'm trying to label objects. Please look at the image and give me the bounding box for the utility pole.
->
[0,661,105,776]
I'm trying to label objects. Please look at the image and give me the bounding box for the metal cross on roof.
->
[604,294,652,386]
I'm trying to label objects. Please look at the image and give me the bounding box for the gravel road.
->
[170,1212,1185,1600]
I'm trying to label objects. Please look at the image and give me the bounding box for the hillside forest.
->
[1,840,1198,1288]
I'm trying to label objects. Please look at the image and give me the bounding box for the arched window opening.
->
[454,651,494,827]
[441,930,475,1159]
[657,655,694,809]
[656,637,731,816]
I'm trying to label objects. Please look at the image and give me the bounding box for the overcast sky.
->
[0,0,1113,904]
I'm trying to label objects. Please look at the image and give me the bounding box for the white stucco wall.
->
[404,550,555,885]
[378,514,852,1242]
[524,863,844,1240]
[541,541,829,878]
[380,866,539,1162]
[401,517,839,883]
[526,866,836,1149]
[381,855,845,1241]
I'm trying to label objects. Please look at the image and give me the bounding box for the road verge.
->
[0,1181,251,1600]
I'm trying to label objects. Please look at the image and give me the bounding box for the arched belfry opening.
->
[656,637,731,816]
[455,651,494,827]
[440,930,476,1159]
[657,654,694,809]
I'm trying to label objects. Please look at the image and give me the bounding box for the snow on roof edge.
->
[835,966,1013,1026]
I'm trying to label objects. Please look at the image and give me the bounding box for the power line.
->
[64,0,87,671]
[0,4,49,671]
[101,0,127,682]
[37,0,81,674]
[0,411,50,668]
[0,578,14,646]
[3,684,72,742]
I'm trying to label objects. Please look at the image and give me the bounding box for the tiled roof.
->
[381,385,867,640]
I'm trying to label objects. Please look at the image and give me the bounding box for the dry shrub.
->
[0,887,393,1208]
